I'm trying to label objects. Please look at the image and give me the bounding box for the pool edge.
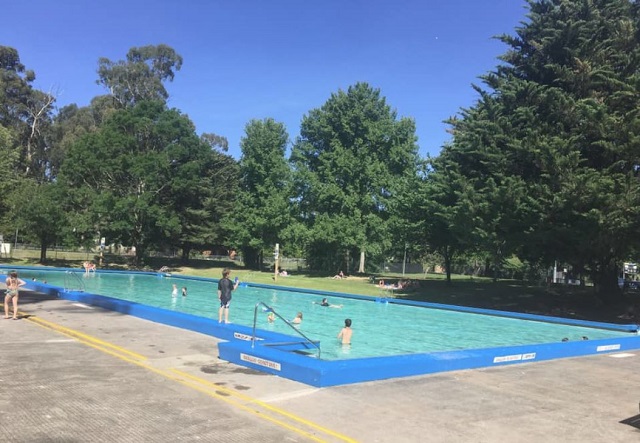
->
[6,265,640,387]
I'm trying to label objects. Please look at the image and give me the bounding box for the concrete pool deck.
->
[2,288,640,442]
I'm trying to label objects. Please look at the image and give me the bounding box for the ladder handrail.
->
[64,270,85,292]
[252,301,321,358]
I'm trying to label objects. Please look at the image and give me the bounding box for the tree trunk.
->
[39,242,47,264]
[134,245,144,267]
[358,249,365,273]
[242,247,260,270]
[593,263,622,302]
[181,244,191,264]
[444,249,452,285]
[345,249,350,274]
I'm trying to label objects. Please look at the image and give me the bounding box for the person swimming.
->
[314,297,342,308]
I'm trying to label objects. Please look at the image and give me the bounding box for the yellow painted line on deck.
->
[26,315,146,362]
[24,313,357,443]
[170,368,357,443]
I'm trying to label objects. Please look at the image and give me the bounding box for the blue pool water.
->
[15,269,633,360]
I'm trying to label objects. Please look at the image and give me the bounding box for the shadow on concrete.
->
[620,412,640,430]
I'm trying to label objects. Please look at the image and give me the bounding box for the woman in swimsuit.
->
[4,271,26,320]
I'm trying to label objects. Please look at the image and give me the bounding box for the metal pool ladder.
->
[252,301,321,358]
[64,271,85,292]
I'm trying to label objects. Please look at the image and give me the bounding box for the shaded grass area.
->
[2,254,638,324]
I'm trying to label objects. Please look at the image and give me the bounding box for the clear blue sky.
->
[2,0,528,159]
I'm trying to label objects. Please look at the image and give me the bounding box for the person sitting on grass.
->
[332,270,345,279]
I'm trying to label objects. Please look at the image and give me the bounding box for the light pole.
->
[273,243,280,282]
[99,236,105,267]
[402,243,408,277]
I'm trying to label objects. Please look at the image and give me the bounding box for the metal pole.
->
[273,243,280,282]
[402,243,407,277]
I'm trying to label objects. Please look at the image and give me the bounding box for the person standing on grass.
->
[4,271,26,320]
[218,268,239,323]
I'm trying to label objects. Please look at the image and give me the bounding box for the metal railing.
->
[64,271,85,292]
[252,302,321,358]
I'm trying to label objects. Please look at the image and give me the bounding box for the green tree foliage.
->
[225,118,291,269]
[0,46,55,180]
[179,146,238,262]
[290,82,419,273]
[0,125,22,232]
[49,96,117,179]
[443,90,540,282]
[58,101,218,265]
[0,46,35,128]
[443,0,640,295]
[0,126,19,193]
[7,181,67,262]
[397,156,476,284]
[97,44,183,108]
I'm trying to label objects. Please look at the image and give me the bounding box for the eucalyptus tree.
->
[224,118,292,269]
[0,45,55,180]
[0,126,22,233]
[0,126,19,191]
[290,82,419,273]
[49,96,117,179]
[97,44,183,108]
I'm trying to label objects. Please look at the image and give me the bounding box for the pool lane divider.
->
[6,265,640,388]
[23,312,356,443]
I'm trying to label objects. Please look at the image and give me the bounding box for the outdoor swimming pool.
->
[12,268,634,360]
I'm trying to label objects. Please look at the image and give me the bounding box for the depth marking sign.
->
[240,353,282,371]
[493,352,536,364]
[596,344,621,352]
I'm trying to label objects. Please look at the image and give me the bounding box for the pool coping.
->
[5,265,640,387]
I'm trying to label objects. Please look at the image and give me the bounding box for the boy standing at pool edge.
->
[337,318,352,345]
[218,268,239,323]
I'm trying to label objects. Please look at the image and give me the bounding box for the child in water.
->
[337,318,353,345]
[292,312,303,324]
